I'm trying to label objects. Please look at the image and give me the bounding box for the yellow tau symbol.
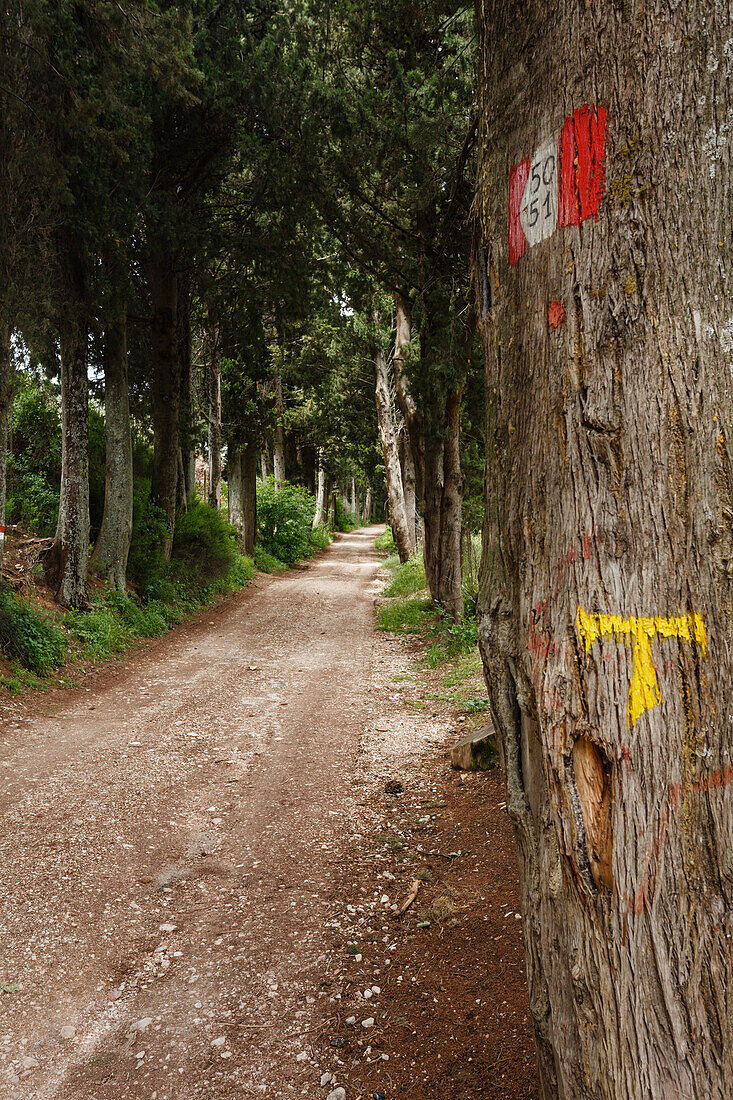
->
[575,608,707,729]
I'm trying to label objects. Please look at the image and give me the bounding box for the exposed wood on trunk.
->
[149,253,180,558]
[91,299,133,591]
[374,314,411,563]
[207,311,222,510]
[476,4,733,1096]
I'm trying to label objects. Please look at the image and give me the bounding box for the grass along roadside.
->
[374,529,489,720]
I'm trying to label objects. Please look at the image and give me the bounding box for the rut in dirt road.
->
[0,527,387,1099]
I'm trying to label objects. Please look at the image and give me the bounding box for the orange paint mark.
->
[548,300,566,329]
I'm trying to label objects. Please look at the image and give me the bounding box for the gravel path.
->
[0,527,391,1099]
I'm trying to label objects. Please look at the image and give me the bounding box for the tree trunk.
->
[260,444,271,480]
[176,447,187,514]
[207,312,222,510]
[401,421,417,550]
[0,320,10,578]
[328,487,337,529]
[49,321,90,609]
[313,449,327,526]
[228,444,244,536]
[476,6,733,1098]
[350,477,357,515]
[273,373,286,487]
[374,320,411,563]
[422,385,465,619]
[242,440,257,557]
[362,487,372,525]
[178,277,195,500]
[91,299,133,591]
[149,254,179,557]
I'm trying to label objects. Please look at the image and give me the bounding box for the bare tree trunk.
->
[476,5,733,1097]
[260,444,271,480]
[313,449,327,526]
[49,321,90,609]
[328,487,337,529]
[228,444,244,535]
[374,316,411,563]
[207,312,222,510]
[401,421,417,550]
[176,447,187,514]
[422,385,465,619]
[91,299,132,591]
[362,487,372,525]
[273,373,286,487]
[150,253,179,557]
[242,440,257,557]
[350,478,357,516]
[0,320,10,578]
[178,277,195,499]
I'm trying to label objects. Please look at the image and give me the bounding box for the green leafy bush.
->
[172,499,238,580]
[310,522,331,551]
[334,498,358,532]
[127,482,169,593]
[255,545,288,573]
[0,589,66,674]
[256,477,316,565]
[374,527,394,552]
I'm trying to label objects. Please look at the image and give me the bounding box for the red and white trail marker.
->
[508,104,607,266]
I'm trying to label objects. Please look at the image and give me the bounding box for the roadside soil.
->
[0,526,537,1099]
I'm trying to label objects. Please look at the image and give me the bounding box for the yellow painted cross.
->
[575,609,707,729]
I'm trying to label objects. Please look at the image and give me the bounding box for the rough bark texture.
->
[313,450,327,527]
[273,373,286,488]
[362,487,372,525]
[178,279,195,499]
[0,321,10,577]
[207,314,222,510]
[394,293,418,552]
[261,445,271,480]
[374,336,411,563]
[476,3,733,1097]
[150,254,180,558]
[422,386,465,619]
[228,442,257,558]
[91,300,133,591]
[50,320,90,609]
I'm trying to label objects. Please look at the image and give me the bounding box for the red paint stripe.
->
[508,158,529,266]
[558,104,607,228]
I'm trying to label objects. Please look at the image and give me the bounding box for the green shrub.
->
[0,589,66,673]
[385,550,426,597]
[66,606,130,661]
[334,498,358,532]
[127,482,169,593]
[172,499,238,580]
[6,468,59,535]
[310,522,332,551]
[374,527,394,552]
[255,545,288,573]
[256,477,316,565]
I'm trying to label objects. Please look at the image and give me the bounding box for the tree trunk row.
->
[373,312,412,563]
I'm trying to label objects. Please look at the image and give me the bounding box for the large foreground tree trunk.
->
[0,321,10,577]
[374,321,411,562]
[149,253,179,557]
[476,5,733,1097]
[91,299,132,590]
[49,320,90,609]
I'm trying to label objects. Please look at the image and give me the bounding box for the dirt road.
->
[0,526,536,1099]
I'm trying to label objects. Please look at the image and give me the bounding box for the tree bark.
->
[207,311,222,510]
[362,487,372,525]
[313,449,327,526]
[229,442,258,558]
[0,320,10,578]
[476,5,733,1098]
[374,319,411,563]
[178,277,195,500]
[49,319,90,609]
[91,298,133,591]
[422,385,465,619]
[273,372,286,487]
[260,444,271,480]
[149,253,179,557]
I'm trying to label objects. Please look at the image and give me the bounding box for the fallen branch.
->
[395,878,421,916]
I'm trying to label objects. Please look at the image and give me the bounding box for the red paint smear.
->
[558,104,607,228]
[508,158,529,266]
[548,300,566,329]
